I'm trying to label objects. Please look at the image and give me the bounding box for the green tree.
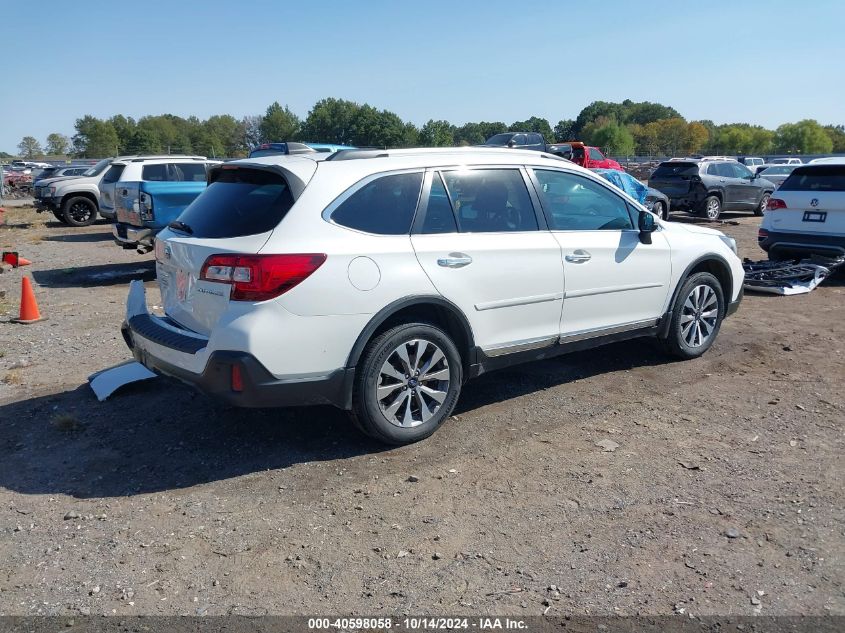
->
[454,122,485,146]
[301,98,360,145]
[419,119,455,146]
[17,136,43,158]
[45,133,71,156]
[587,119,634,155]
[682,122,709,154]
[73,116,120,157]
[260,101,301,142]
[654,118,689,156]
[554,119,575,141]
[108,115,136,153]
[774,120,833,154]
[509,116,554,140]
[823,125,845,153]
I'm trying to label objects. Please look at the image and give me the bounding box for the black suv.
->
[649,160,775,220]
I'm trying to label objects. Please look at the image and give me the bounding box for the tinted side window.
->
[715,163,734,178]
[528,133,543,145]
[731,163,753,178]
[170,163,208,182]
[420,173,458,234]
[532,170,634,231]
[142,164,167,181]
[101,165,125,184]
[331,172,423,235]
[707,163,721,176]
[589,147,604,160]
[512,134,527,146]
[441,169,537,233]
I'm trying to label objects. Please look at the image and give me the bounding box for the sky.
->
[2,0,844,154]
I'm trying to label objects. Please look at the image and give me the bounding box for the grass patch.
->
[2,369,21,384]
[51,413,83,432]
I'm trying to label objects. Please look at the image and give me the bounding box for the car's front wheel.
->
[62,196,98,227]
[755,193,770,217]
[661,272,725,360]
[352,323,462,445]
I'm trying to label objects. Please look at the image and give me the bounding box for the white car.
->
[770,157,804,166]
[123,148,744,445]
[760,164,845,260]
[33,158,115,225]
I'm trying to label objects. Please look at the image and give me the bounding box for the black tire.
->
[351,322,462,445]
[653,201,668,221]
[661,272,725,360]
[755,192,770,217]
[61,196,98,227]
[52,209,68,224]
[698,195,722,221]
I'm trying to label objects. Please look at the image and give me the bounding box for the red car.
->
[546,141,624,171]
[3,169,32,188]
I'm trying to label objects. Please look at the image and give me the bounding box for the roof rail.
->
[324,147,572,162]
[325,149,389,161]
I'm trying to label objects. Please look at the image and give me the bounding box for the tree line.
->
[13,98,845,159]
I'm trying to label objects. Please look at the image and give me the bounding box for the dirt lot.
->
[0,205,842,618]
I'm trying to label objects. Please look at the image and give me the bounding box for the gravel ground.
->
[0,206,842,617]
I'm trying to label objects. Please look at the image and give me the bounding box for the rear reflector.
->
[758,228,769,240]
[231,364,243,392]
[200,253,327,301]
[767,198,787,210]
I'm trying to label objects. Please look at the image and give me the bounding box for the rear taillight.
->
[139,192,154,221]
[199,253,327,301]
[766,198,787,211]
[758,228,769,241]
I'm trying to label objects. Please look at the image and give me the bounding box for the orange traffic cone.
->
[2,251,31,267]
[11,276,46,324]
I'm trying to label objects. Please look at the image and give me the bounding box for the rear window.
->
[651,162,699,178]
[141,163,207,182]
[761,166,793,175]
[779,166,845,192]
[173,167,294,239]
[101,165,125,184]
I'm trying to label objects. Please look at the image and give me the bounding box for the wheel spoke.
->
[419,348,444,375]
[680,313,695,325]
[701,308,718,320]
[400,392,415,426]
[421,367,450,382]
[377,382,403,400]
[380,361,405,382]
[413,340,428,372]
[419,384,447,404]
[415,389,433,422]
[700,319,714,337]
[394,344,413,376]
[383,390,407,419]
[682,321,695,345]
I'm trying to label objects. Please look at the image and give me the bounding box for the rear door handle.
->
[565,250,591,263]
[437,253,473,268]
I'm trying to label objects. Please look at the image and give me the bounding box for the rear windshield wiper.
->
[168,221,193,235]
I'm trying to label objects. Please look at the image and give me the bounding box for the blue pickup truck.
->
[108,157,217,253]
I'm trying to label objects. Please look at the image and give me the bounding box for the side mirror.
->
[638,210,656,244]
[507,140,516,148]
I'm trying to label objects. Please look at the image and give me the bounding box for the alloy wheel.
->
[681,285,719,348]
[69,201,94,223]
[706,198,720,220]
[377,339,450,428]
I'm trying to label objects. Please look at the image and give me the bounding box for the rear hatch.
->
[155,164,309,336]
[767,165,845,234]
[648,162,699,196]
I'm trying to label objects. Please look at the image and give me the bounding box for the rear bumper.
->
[121,282,353,409]
[124,324,352,408]
[113,223,154,248]
[758,229,845,259]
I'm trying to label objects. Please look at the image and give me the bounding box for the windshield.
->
[484,134,514,145]
[83,158,112,177]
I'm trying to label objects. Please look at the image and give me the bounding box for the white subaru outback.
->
[123,148,744,444]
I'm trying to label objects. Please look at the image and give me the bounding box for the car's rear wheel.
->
[661,272,725,360]
[755,193,770,217]
[62,196,98,227]
[352,322,462,445]
[699,195,722,221]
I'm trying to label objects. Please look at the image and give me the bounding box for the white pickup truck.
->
[33,158,114,226]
